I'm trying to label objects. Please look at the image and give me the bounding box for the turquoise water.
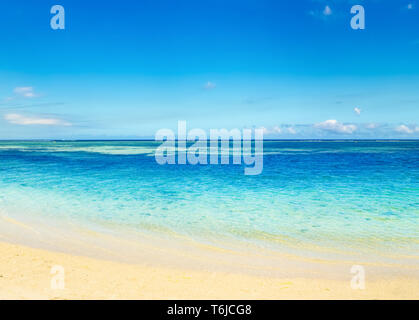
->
[0,140,418,258]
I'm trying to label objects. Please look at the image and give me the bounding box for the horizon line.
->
[0,139,418,142]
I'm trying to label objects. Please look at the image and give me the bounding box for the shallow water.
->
[0,140,418,261]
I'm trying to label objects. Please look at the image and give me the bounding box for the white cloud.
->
[366,123,378,129]
[315,119,357,134]
[13,87,37,98]
[354,107,361,115]
[323,5,332,16]
[309,5,334,20]
[258,126,281,135]
[259,126,269,135]
[256,126,297,135]
[272,126,282,134]
[395,124,419,134]
[4,113,71,126]
[203,81,216,90]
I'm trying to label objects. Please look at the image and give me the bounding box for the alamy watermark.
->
[351,5,365,30]
[350,265,366,290]
[154,121,264,175]
[50,4,365,31]
[50,5,65,30]
[50,265,65,290]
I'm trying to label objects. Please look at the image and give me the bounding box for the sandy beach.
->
[1,241,418,300]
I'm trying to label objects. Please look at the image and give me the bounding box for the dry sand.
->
[1,241,418,300]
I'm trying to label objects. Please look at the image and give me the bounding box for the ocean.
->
[0,140,418,264]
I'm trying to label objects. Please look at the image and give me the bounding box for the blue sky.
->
[0,0,418,139]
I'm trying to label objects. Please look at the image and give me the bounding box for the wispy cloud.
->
[258,122,418,137]
[4,113,71,126]
[0,102,65,110]
[395,124,419,134]
[255,122,419,138]
[259,126,279,135]
[365,123,378,129]
[203,81,216,90]
[323,5,332,16]
[257,125,297,136]
[272,126,282,134]
[315,119,357,134]
[309,5,334,19]
[13,87,38,98]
